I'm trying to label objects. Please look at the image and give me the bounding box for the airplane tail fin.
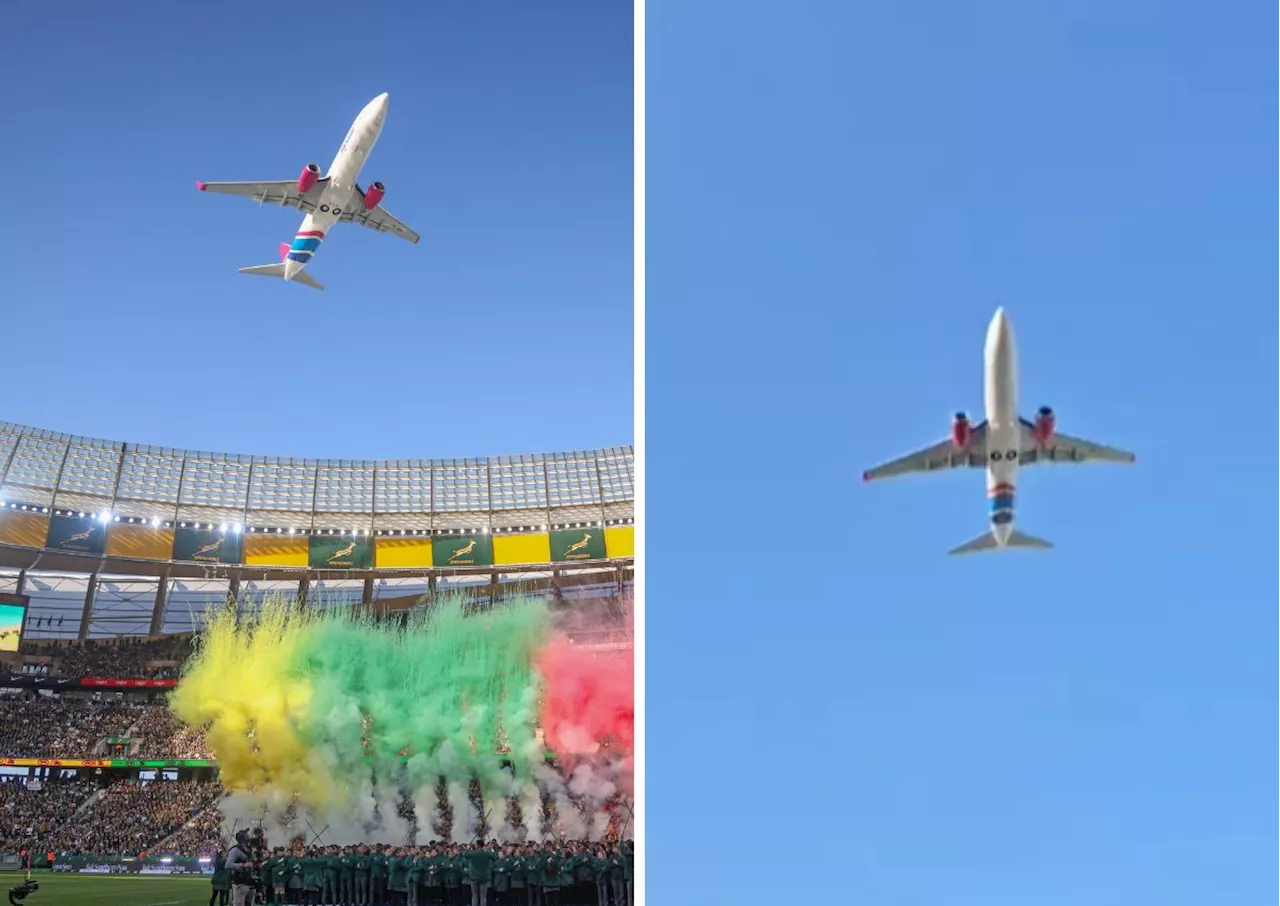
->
[948,529,1053,556]
[237,262,325,291]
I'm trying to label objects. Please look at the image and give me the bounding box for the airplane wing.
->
[340,185,421,243]
[1018,419,1136,465]
[196,178,329,212]
[862,421,989,481]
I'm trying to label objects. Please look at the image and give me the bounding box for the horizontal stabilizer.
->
[948,529,1053,556]
[237,263,325,291]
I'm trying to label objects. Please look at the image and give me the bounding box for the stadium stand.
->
[0,777,97,852]
[0,422,634,879]
[0,697,148,757]
[37,778,225,856]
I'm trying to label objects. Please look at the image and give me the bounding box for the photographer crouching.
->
[225,829,261,906]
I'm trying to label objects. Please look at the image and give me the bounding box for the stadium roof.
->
[0,421,633,532]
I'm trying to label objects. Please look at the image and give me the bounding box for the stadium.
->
[0,420,635,906]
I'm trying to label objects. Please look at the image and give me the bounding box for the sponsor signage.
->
[80,677,178,688]
[431,534,494,567]
[309,534,373,570]
[45,513,106,555]
[49,856,211,875]
[549,529,607,563]
[0,757,214,768]
[172,526,243,565]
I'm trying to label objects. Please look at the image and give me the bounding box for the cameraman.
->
[226,830,258,906]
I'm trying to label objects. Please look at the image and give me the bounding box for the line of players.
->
[217,839,635,906]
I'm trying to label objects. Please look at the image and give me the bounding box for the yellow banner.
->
[106,523,174,560]
[244,534,309,567]
[493,532,552,566]
[604,525,634,558]
[0,757,111,767]
[0,511,50,548]
[375,536,434,569]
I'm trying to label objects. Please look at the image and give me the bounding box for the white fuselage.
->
[982,307,1020,545]
[283,93,389,279]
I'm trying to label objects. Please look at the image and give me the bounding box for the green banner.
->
[172,526,243,564]
[550,528,607,563]
[309,534,373,569]
[431,534,494,567]
[45,514,105,555]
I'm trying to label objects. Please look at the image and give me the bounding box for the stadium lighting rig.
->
[4,502,634,539]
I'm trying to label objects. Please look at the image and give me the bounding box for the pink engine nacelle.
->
[1032,406,1056,445]
[298,163,321,193]
[363,181,386,210]
[951,412,972,449]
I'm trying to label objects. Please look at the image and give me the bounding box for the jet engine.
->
[298,163,321,193]
[1032,405,1055,445]
[363,181,385,210]
[951,412,972,449]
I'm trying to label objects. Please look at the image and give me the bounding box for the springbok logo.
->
[447,539,477,563]
[327,540,358,565]
[562,532,592,560]
[59,526,96,548]
[192,539,222,561]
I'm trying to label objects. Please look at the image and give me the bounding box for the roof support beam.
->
[148,566,170,637]
[77,572,99,642]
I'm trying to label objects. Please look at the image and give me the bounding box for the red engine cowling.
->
[298,163,321,193]
[951,412,972,449]
[363,181,385,210]
[1032,406,1055,445]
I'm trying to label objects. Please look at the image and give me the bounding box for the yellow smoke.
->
[170,601,343,809]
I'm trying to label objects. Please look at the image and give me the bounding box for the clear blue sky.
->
[0,0,631,460]
[647,1,1274,904]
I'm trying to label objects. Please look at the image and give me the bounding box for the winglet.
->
[414,236,420,244]
[279,242,290,262]
[861,470,872,482]
[195,180,207,192]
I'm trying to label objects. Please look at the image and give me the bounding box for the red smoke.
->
[537,632,634,758]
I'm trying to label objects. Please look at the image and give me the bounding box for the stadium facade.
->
[0,421,634,643]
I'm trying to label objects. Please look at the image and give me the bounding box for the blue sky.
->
[647,1,1274,903]
[0,0,631,460]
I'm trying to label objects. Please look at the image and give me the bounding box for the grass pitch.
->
[4,872,214,906]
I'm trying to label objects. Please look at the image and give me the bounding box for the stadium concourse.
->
[0,422,635,904]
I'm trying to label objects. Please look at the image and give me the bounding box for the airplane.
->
[196,92,418,291]
[862,308,1136,555]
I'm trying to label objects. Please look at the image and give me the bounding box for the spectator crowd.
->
[38,778,224,856]
[22,635,193,680]
[0,698,147,758]
[0,777,96,852]
[130,705,211,758]
[0,696,213,760]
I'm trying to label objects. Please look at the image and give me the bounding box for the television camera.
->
[7,880,37,906]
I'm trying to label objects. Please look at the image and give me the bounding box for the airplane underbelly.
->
[986,426,1020,473]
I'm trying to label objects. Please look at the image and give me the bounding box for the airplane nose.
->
[986,306,1011,350]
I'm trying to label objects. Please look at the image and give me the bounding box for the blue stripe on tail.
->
[989,492,1015,526]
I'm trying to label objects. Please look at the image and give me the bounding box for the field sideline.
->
[1,872,213,906]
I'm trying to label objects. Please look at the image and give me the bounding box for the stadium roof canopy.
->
[0,421,633,532]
